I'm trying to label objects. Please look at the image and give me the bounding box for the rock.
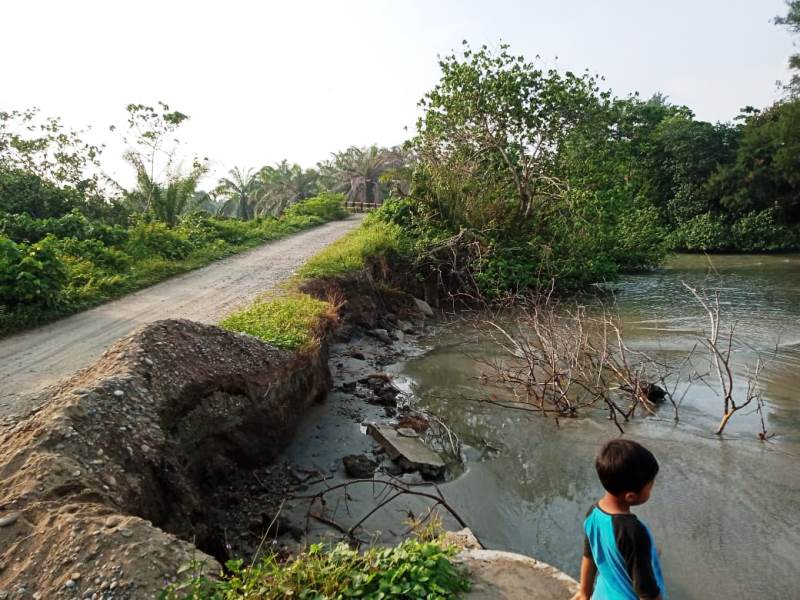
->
[342,454,378,479]
[0,512,20,527]
[398,414,430,433]
[400,472,425,485]
[395,330,405,342]
[444,527,482,550]
[397,320,415,334]
[368,329,392,344]
[413,298,434,318]
[396,427,419,438]
[113,390,125,397]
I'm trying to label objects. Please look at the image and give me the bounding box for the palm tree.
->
[215,167,259,220]
[255,161,320,216]
[121,152,204,226]
[319,145,404,207]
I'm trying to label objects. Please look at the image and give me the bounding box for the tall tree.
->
[776,1,800,97]
[215,167,259,220]
[414,42,599,226]
[256,160,319,216]
[319,146,403,207]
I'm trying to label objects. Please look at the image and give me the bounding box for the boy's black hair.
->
[595,439,659,495]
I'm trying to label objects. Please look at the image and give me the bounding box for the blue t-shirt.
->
[583,504,665,599]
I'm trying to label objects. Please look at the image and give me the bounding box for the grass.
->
[297,220,402,279]
[219,293,333,350]
[160,536,471,600]
[218,219,402,351]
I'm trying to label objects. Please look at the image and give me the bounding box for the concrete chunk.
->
[367,424,445,478]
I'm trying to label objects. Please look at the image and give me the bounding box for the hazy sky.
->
[3,0,796,185]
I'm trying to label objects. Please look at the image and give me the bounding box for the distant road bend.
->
[0,217,360,421]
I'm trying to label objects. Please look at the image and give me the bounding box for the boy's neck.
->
[598,492,632,515]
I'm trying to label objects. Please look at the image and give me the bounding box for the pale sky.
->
[3,0,796,187]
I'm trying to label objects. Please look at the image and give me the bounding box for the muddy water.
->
[401,254,800,600]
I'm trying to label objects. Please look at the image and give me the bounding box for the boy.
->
[573,439,665,600]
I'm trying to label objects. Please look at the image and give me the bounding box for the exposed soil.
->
[0,217,360,423]
[0,318,331,598]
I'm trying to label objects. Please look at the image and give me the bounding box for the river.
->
[400,254,800,599]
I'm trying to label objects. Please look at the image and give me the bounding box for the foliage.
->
[283,192,347,221]
[0,195,345,336]
[0,107,103,192]
[215,167,259,220]
[319,146,405,207]
[257,160,321,216]
[298,220,402,279]
[220,293,332,350]
[775,0,800,97]
[0,235,67,308]
[159,537,470,600]
[667,212,731,252]
[415,42,600,226]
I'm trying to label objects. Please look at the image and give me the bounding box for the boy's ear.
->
[622,491,638,504]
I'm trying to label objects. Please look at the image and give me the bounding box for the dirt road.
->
[0,217,360,421]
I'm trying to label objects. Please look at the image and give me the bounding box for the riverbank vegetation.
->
[363,7,800,297]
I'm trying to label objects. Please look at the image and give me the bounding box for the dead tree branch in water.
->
[683,283,772,438]
[467,295,678,433]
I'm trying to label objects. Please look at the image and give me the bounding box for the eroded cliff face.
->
[0,319,331,598]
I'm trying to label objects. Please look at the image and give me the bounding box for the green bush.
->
[283,193,348,221]
[0,210,129,246]
[0,235,67,308]
[125,221,194,260]
[220,293,332,350]
[731,208,800,252]
[668,212,732,252]
[0,169,81,218]
[160,537,470,600]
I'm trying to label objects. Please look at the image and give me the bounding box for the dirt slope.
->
[0,217,359,422]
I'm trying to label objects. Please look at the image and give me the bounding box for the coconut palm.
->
[319,145,405,207]
[215,167,259,220]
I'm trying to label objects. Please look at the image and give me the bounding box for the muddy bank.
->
[0,318,331,598]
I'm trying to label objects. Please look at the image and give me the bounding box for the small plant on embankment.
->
[220,293,335,350]
[160,537,471,600]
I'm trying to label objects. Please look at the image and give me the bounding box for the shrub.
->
[125,221,194,260]
[731,208,800,252]
[283,193,348,221]
[668,212,732,252]
[220,293,333,350]
[0,235,67,308]
[0,168,80,218]
[0,210,128,246]
[160,537,470,600]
